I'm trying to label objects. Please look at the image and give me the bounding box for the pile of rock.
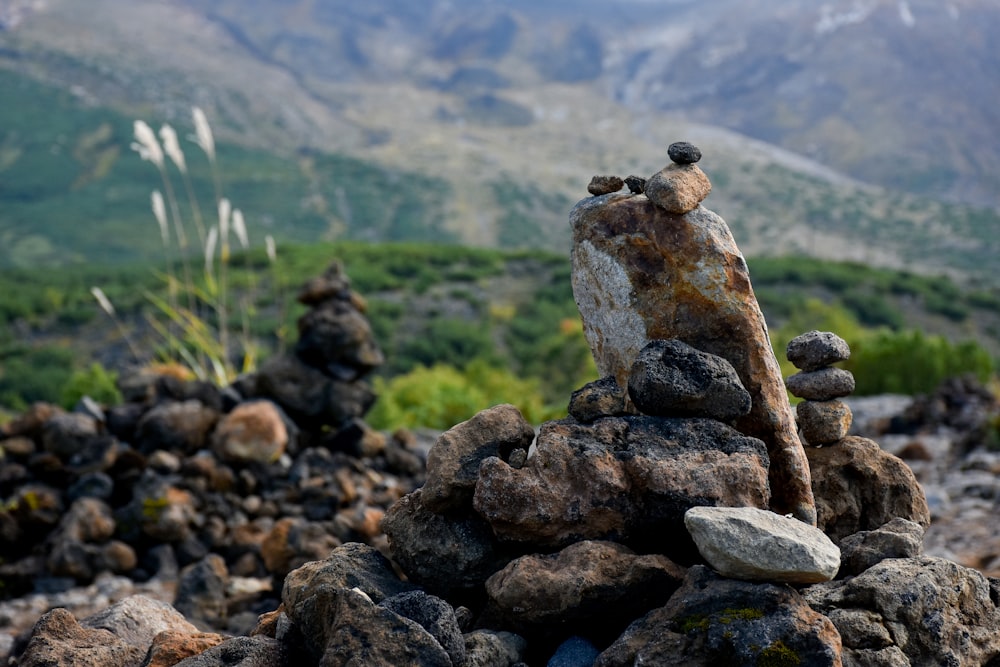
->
[786,330,855,446]
[0,262,428,655]
[8,146,1000,666]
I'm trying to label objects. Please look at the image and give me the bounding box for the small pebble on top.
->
[787,330,850,371]
[588,175,624,196]
[667,141,702,165]
[624,175,646,194]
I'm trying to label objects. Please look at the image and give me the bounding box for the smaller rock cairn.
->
[785,331,855,446]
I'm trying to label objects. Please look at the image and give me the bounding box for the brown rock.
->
[806,436,930,543]
[588,175,625,196]
[485,540,685,633]
[145,630,226,667]
[797,400,853,445]
[568,376,628,423]
[570,193,815,524]
[473,416,770,557]
[212,400,288,465]
[261,517,340,579]
[18,607,144,667]
[422,404,535,514]
[643,163,712,214]
[135,400,220,455]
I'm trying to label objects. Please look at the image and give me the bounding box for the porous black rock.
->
[667,141,702,165]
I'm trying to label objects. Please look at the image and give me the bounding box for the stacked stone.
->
[785,331,855,445]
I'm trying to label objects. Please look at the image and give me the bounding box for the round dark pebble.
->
[667,141,702,164]
[624,175,646,194]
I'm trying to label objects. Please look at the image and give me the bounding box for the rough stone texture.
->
[17,607,144,667]
[549,636,600,667]
[643,163,712,214]
[173,554,229,628]
[838,518,925,576]
[170,636,286,666]
[295,305,384,382]
[41,412,100,459]
[786,367,856,401]
[627,339,751,422]
[570,193,815,524]
[463,630,528,667]
[684,506,840,584]
[211,400,288,465]
[474,416,770,557]
[422,404,535,514]
[804,557,1000,667]
[798,399,853,445]
[318,587,452,667]
[587,175,624,195]
[667,141,702,164]
[596,565,842,667]
[807,436,930,543]
[567,376,628,423]
[787,330,851,371]
[382,489,517,597]
[144,630,226,667]
[379,590,465,667]
[485,540,685,634]
[81,595,198,651]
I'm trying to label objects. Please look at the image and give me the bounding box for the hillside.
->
[1,0,999,283]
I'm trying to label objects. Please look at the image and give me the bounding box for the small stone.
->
[567,375,627,423]
[624,175,646,194]
[379,590,465,667]
[588,175,625,196]
[787,331,851,371]
[643,164,712,214]
[786,367,856,401]
[838,517,925,575]
[212,400,288,465]
[797,400,853,445]
[667,141,702,164]
[464,630,528,667]
[548,636,600,667]
[507,448,527,469]
[144,630,226,667]
[684,506,841,583]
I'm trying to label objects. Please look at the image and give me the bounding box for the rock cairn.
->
[572,141,815,524]
[8,148,1000,667]
[786,330,855,445]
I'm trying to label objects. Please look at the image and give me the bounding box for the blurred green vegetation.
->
[0,243,997,426]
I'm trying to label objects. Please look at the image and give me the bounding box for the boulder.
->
[485,540,685,636]
[422,404,535,513]
[684,506,840,583]
[804,557,1000,666]
[570,193,815,523]
[17,608,143,667]
[170,636,286,666]
[596,565,842,667]
[806,436,930,543]
[474,416,769,557]
[627,339,751,421]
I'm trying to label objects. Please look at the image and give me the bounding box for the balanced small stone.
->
[786,367,856,401]
[797,399,853,446]
[587,175,624,196]
[787,331,850,371]
[643,163,712,214]
[667,142,702,165]
[624,175,646,194]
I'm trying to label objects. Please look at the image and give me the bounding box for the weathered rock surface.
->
[643,164,712,214]
[587,175,624,195]
[787,330,851,371]
[171,636,286,666]
[596,565,842,667]
[422,404,535,514]
[474,416,770,556]
[379,590,466,666]
[798,399,853,445]
[567,376,627,423]
[837,518,925,576]
[382,488,518,597]
[627,339,751,422]
[485,540,685,633]
[463,630,527,667]
[145,630,226,667]
[684,506,840,583]
[786,367,856,401]
[807,436,930,543]
[804,557,1000,666]
[17,607,144,667]
[570,193,815,523]
[667,141,702,165]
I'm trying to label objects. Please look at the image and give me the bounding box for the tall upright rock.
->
[570,144,816,524]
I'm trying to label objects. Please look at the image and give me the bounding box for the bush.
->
[367,360,560,430]
[60,362,122,408]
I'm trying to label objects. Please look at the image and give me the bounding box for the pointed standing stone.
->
[570,188,816,524]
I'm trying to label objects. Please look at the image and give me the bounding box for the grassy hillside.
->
[0,241,997,421]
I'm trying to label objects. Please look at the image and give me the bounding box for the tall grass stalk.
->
[90,287,141,363]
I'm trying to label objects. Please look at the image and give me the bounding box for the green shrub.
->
[60,362,122,408]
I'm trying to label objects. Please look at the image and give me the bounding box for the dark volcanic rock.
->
[379,590,466,667]
[567,375,628,423]
[667,141,702,164]
[786,330,851,371]
[587,175,625,196]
